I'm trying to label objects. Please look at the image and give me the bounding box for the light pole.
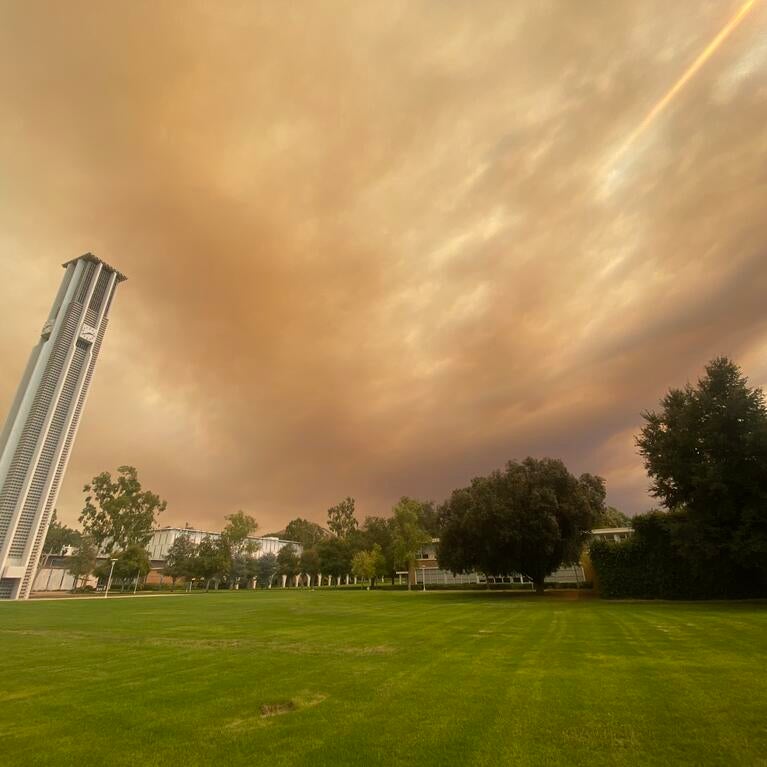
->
[104,558,118,598]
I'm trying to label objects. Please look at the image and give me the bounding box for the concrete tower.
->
[0,254,126,599]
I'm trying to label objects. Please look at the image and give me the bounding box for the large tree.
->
[255,552,278,588]
[277,544,300,585]
[438,458,604,593]
[163,534,197,589]
[284,517,328,548]
[192,536,230,590]
[299,547,321,583]
[317,537,353,579]
[79,466,167,554]
[391,497,431,590]
[66,537,98,591]
[221,511,260,587]
[327,497,358,539]
[637,357,767,577]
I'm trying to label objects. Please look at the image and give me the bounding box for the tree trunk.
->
[534,578,545,595]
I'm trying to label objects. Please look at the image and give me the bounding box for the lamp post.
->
[104,558,118,598]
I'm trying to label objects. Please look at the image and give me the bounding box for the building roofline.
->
[62,252,127,283]
[152,526,300,547]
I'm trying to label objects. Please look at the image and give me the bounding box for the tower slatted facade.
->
[0,254,126,599]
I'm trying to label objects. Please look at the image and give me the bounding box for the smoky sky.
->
[1,1,766,533]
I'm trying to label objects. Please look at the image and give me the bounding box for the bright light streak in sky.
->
[610,0,759,171]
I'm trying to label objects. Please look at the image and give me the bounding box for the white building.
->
[0,254,125,599]
[146,526,301,561]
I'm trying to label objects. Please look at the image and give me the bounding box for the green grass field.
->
[1,591,765,767]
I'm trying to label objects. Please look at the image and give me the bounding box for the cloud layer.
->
[1,1,766,531]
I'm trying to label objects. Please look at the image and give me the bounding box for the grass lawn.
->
[1,590,765,767]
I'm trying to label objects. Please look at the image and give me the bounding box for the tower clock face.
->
[79,323,97,344]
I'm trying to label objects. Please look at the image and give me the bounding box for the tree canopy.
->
[163,534,197,586]
[327,497,358,539]
[284,517,328,548]
[256,553,278,587]
[637,357,767,577]
[277,544,300,582]
[316,537,353,577]
[595,506,631,528]
[391,497,431,589]
[79,466,166,554]
[94,544,152,588]
[438,458,604,593]
[351,544,387,587]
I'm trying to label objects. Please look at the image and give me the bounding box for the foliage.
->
[438,458,604,593]
[637,357,767,582]
[79,466,167,554]
[351,544,387,587]
[360,516,396,582]
[191,536,230,589]
[326,497,358,539]
[284,517,328,548]
[414,501,441,537]
[590,510,765,599]
[277,544,300,582]
[94,544,152,588]
[43,510,81,554]
[316,537,352,577]
[595,505,631,528]
[221,511,259,555]
[299,547,321,576]
[391,497,431,589]
[163,534,197,585]
[255,553,278,587]
[66,537,97,590]
[220,511,260,587]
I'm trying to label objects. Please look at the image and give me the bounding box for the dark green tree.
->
[191,536,230,590]
[79,466,167,554]
[595,506,631,528]
[163,534,197,589]
[637,357,767,579]
[284,517,328,548]
[255,553,278,588]
[414,500,441,537]
[327,497,358,539]
[299,547,321,583]
[277,544,300,585]
[317,537,352,579]
[439,458,604,593]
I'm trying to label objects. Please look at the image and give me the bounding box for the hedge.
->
[590,512,763,599]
